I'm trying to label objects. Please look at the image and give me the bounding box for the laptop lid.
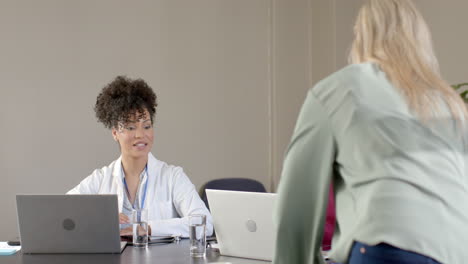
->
[16,194,126,254]
[206,189,277,261]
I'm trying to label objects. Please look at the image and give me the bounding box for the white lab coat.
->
[67,153,213,237]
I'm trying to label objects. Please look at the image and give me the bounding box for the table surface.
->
[0,239,272,264]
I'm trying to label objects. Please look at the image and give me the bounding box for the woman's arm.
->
[148,168,213,237]
[273,90,336,264]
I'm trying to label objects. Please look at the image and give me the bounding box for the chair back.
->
[200,178,267,210]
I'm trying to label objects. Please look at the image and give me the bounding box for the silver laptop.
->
[16,194,127,253]
[206,189,277,261]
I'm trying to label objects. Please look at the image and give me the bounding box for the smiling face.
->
[112,109,154,160]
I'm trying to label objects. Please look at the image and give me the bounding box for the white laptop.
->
[16,194,127,253]
[206,189,277,261]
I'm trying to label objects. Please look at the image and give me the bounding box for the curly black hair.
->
[94,76,158,129]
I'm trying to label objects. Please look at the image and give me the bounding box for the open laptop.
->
[206,189,277,261]
[16,194,127,253]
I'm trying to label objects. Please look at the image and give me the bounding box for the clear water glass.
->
[132,208,149,248]
[189,214,206,257]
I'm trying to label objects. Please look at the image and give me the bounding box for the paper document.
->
[0,242,21,256]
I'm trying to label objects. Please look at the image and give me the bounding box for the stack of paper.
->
[0,242,21,256]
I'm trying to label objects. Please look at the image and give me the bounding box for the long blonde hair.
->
[349,0,467,121]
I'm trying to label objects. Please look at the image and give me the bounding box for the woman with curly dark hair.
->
[68,76,213,238]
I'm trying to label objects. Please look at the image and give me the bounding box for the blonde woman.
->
[274,0,467,263]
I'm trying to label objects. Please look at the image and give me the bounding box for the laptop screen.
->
[206,189,277,261]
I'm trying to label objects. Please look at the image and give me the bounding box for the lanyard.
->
[122,164,148,210]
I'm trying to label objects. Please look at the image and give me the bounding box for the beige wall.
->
[0,0,274,239]
[413,0,468,84]
[270,0,336,190]
[334,0,363,68]
[270,0,318,190]
[0,0,316,240]
[333,0,468,84]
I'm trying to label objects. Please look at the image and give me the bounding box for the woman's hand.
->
[120,225,152,236]
[119,213,130,224]
[120,226,133,236]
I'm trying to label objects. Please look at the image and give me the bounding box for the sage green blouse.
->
[273,63,468,264]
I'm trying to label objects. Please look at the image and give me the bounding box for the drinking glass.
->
[189,214,206,257]
[132,208,149,248]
